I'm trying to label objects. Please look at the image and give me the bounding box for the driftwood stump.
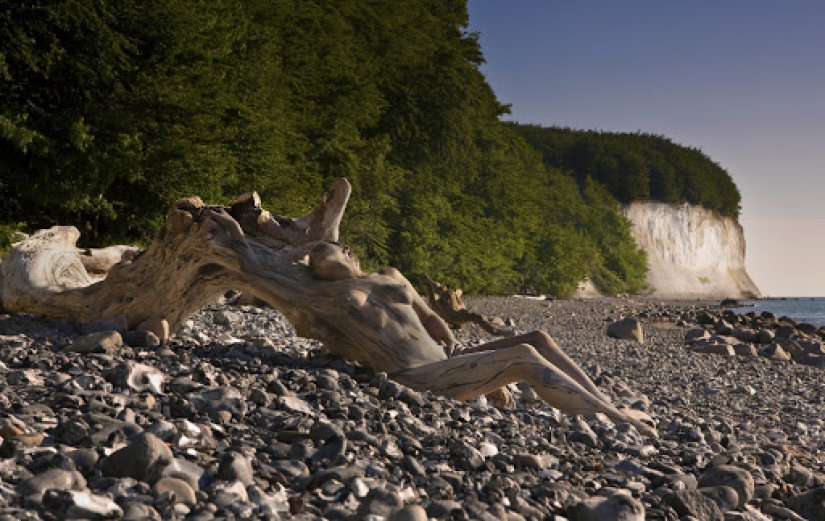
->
[0,178,657,437]
[422,274,515,406]
[423,274,514,336]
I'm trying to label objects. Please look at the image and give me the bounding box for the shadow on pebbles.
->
[0,296,822,520]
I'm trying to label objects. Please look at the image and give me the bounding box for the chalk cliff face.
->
[622,202,762,299]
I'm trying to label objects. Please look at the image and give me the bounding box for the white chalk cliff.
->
[622,202,762,299]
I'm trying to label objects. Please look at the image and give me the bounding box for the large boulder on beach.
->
[607,317,644,342]
[698,465,754,508]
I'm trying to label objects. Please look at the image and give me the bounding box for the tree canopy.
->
[514,125,741,217]
[1,0,738,297]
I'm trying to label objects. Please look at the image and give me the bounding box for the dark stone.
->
[217,452,255,486]
[356,486,403,517]
[700,485,740,512]
[17,468,87,501]
[100,432,173,482]
[697,465,754,508]
[787,486,825,521]
[607,317,644,342]
[665,489,724,521]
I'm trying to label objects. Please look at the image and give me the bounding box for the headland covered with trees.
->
[0,1,740,297]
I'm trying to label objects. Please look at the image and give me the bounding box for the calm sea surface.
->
[728,297,825,327]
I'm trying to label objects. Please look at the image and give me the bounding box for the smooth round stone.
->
[217,452,255,486]
[145,419,178,442]
[248,388,270,406]
[122,329,160,348]
[389,504,428,521]
[66,331,122,354]
[247,484,288,516]
[189,386,248,420]
[54,418,91,445]
[212,310,245,327]
[513,453,546,470]
[100,431,174,482]
[697,465,754,508]
[160,457,206,490]
[113,361,165,393]
[357,487,404,518]
[210,480,249,507]
[153,477,197,507]
[173,503,192,516]
[786,488,825,521]
[664,489,723,521]
[65,448,99,468]
[269,459,310,480]
[121,502,162,521]
[136,317,169,344]
[315,374,339,390]
[426,500,466,519]
[42,489,123,519]
[700,485,740,512]
[6,432,44,448]
[573,493,645,521]
[185,510,216,521]
[400,455,426,477]
[17,468,86,501]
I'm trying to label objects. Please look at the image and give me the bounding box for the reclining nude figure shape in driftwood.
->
[0,178,656,438]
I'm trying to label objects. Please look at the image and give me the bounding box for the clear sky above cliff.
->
[468,1,825,297]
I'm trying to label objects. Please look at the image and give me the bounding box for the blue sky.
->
[468,1,825,297]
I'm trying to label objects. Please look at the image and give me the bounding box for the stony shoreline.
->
[1,296,823,520]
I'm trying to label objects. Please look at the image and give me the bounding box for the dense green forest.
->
[514,125,741,217]
[0,1,736,297]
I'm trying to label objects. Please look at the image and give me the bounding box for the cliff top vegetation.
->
[514,125,741,218]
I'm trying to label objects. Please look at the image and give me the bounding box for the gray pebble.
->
[389,504,428,521]
[152,476,197,506]
[66,331,122,354]
[697,465,754,508]
[101,431,173,482]
[17,468,86,502]
[42,489,123,519]
[218,451,255,486]
[573,492,645,521]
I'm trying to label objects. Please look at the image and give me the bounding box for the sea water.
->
[728,297,825,327]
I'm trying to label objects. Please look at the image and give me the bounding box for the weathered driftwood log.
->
[78,245,142,277]
[0,179,352,334]
[0,178,657,437]
[423,274,514,336]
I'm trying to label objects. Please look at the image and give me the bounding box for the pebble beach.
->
[1,295,824,520]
